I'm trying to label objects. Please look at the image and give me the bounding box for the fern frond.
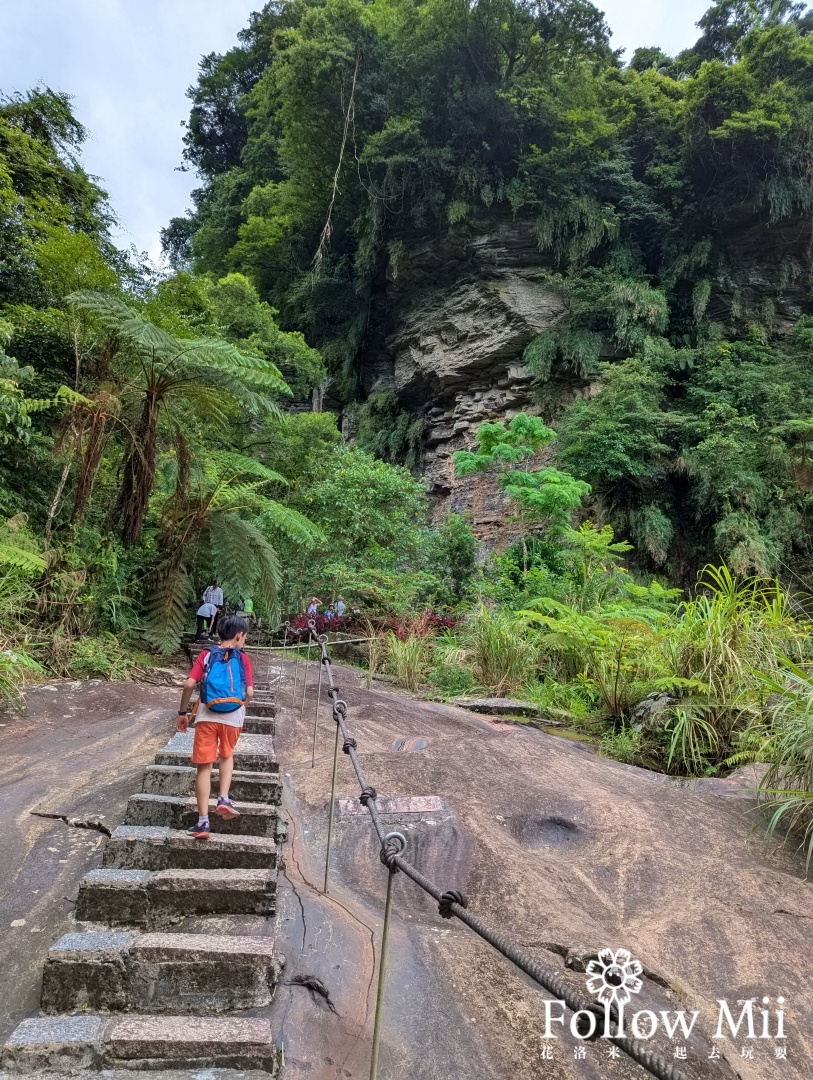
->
[142,562,191,654]
[68,291,179,356]
[207,513,282,606]
[211,483,272,514]
[0,543,46,574]
[258,501,325,545]
[205,452,288,486]
[209,513,261,599]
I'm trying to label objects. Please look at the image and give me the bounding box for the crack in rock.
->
[288,973,339,1014]
[30,811,112,837]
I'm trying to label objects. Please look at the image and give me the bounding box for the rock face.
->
[363,215,566,543]
[630,692,679,733]
[352,208,813,543]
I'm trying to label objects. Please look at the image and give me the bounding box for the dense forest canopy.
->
[5,0,813,668]
[0,77,474,678]
[163,0,813,583]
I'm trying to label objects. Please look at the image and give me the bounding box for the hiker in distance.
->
[175,614,254,839]
[196,599,218,639]
[202,579,224,634]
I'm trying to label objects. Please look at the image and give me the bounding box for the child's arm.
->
[176,677,198,731]
[243,653,254,705]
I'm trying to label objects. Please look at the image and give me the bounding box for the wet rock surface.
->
[1,671,283,1077]
[455,696,546,717]
[0,680,178,1044]
[630,692,680,732]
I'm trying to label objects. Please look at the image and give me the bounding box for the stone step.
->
[124,794,276,836]
[103,826,277,872]
[76,868,276,926]
[2,1014,277,1073]
[246,701,276,718]
[41,931,279,1015]
[155,732,278,774]
[242,714,276,736]
[142,765,281,804]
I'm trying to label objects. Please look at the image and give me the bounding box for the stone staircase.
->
[1,685,284,1078]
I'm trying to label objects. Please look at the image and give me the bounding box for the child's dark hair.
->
[218,615,248,641]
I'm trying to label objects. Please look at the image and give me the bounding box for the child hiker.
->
[175,614,254,839]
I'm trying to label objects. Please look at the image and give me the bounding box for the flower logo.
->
[586,949,643,1005]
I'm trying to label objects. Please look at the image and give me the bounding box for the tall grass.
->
[362,618,386,688]
[665,566,798,703]
[745,659,813,870]
[386,632,431,692]
[456,604,539,696]
[659,566,808,773]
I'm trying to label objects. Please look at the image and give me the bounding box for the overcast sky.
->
[0,0,711,264]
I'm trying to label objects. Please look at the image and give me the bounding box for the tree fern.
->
[67,291,296,544]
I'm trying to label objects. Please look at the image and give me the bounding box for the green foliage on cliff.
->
[167,0,813,578]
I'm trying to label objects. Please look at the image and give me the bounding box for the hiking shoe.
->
[187,818,210,839]
[215,796,240,820]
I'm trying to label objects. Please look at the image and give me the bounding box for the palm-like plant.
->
[68,292,291,545]
[145,451,323,652]
[522,599,665,718]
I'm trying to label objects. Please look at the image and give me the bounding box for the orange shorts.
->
[192,721,241,764]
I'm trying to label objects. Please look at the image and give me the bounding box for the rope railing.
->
[293,619,690,1080]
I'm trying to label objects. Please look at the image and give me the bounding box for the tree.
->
[454,414,590,572]
[68,291,291,546]
[145,451,322,651]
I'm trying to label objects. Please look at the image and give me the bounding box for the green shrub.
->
[386,633,431,692]
[743,659,813,869]
[0,647,42,711]
[598,726,644,764]
[457,604,539,696]
[65,633,141,681]
[428,660,477,697]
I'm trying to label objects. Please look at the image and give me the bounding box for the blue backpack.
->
[200,647,247,713]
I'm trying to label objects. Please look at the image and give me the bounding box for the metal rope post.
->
[273,621,288,691]
[369,832,405,1080]
[292,631,301,698]
[311,640,327,768]
[298,634,313,726]
[323,713,341,894]
[305,622,689,1080]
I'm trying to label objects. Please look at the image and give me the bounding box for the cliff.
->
[355,209,813,544]
[359,216,561,542]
